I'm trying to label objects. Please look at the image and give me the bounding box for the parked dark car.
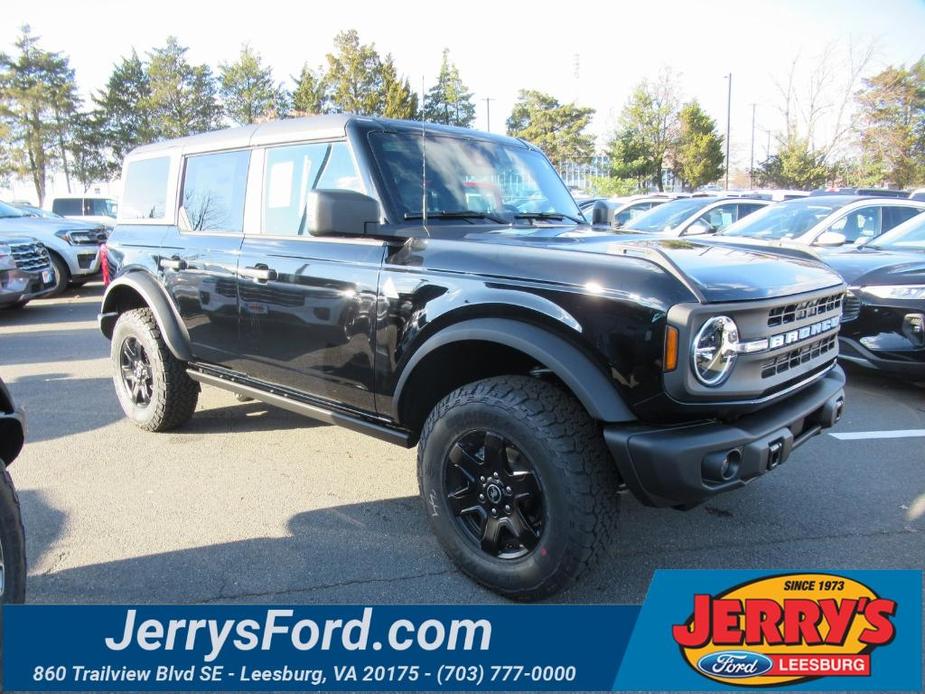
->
[0,377,26,604]
[617,196,770,236]
[817,215,925,378]
[100,115,847,599]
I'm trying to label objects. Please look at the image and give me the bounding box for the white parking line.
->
[830,430,925,441]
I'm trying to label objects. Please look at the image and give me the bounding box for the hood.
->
[0,234,42,245]
[0,215,100,235]
[456,224,844,303]
[820,247,925,287]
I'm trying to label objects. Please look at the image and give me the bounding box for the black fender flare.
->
[392,317,636,423]
[98,272,194,362]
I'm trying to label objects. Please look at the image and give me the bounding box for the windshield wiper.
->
[404,210,509,224]
[514,212,584,225]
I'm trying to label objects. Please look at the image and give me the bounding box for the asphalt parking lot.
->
[1,284,923,605]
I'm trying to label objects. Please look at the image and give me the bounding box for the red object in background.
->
[100,243,110,286]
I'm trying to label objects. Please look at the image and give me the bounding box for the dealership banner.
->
[3,570,920,691]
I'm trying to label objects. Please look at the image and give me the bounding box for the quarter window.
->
[120,157,171,220]
[262,141,362,236]
[181,150,250,232]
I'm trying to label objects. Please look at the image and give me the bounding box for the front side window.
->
[120,157,171,220]
[52,198,83,216]
[262,141,362,236]
[181,150,250,232]
[824,206,881,244]
[367,132,581,224]
[693,203,738,233]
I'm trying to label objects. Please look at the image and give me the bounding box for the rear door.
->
[159,149,250,367]
[234,140,385,415]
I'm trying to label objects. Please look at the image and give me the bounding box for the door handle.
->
[159,257,187,271]
[240,265,277,282]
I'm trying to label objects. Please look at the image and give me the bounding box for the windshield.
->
[368,131,582,224]
[867,214,925,250]
[0,201,28,219]
[622,198,713,232]
[719,198,841,239]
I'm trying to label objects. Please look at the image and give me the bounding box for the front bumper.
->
[71,246,103,277]
[0,266,57,306]
[603,365,846,508]
[839,336,925,378]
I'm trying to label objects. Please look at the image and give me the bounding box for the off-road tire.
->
[111,308,199,432]
[0,460,26,604]
[48,252,70,296]
[417,375,620,601]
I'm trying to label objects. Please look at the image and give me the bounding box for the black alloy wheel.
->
[444,429,545,560]
[119,336,153,407]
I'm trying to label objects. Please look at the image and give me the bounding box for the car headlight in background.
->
[863,285,925,300]
[692,315,739,386]
[54,229,105,245]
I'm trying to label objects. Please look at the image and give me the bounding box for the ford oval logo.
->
[696,650,774,678]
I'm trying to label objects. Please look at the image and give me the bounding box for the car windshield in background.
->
[0,201,28,219]
[719,198,841,239]
[621,198,711,232]
[368,132,582,224]
[866,215,925,250]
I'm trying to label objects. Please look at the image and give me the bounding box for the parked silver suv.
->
[0,201,106,294]
[0,237,56,309]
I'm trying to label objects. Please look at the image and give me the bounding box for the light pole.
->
[724,73,732,190]
[749,103,756,188]
[484,97,494,132]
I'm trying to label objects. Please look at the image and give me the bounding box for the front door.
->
[234,140,384,415]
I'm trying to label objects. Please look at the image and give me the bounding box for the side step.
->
[187,369,413,448]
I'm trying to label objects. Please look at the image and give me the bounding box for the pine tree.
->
[423,49,475,127]
[219,45,288,125]
[672,101,725,190]
[323,30,383,115]
[145,36,221,139]
[291,64,327,115]
[93,51,153,179]
[0,25,81,203]
[380,54,417,119]
[506,90,595,167]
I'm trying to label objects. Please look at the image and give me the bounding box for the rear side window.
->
[52,198,82,216]
[262,141,362,236]
[181,150,250,232]
[882,206,923,232]
[121,157,171,220]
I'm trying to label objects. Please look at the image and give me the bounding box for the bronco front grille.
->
[767,292,843,328]
[760,334,837,379]
[10,242,51,272]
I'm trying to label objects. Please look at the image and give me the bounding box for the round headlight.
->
[692,316,739,386]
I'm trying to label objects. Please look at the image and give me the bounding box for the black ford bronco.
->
[100,116,846,599]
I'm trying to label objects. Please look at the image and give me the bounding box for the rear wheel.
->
[417,375,620,600]
[111,308,199,431]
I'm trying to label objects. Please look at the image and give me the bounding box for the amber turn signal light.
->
[664,325,679,372]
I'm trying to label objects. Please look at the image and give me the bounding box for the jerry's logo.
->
[672,573,897,686]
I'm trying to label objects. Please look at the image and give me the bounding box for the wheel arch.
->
[392,317,636,436]
[99,272,193,362]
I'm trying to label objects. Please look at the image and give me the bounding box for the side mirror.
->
[685,221,714,236]
[307,189,380,236]
[591,201,609,226]
[815,230,847,247]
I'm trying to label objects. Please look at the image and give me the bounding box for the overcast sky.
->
[3,0,925,172]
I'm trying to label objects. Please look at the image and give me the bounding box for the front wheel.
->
[48,253,70,296]
[111,308,199,431]
[417,376,620,600]
[0,461,26,604]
